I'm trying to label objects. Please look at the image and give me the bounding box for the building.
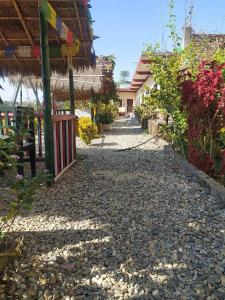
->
[117,88,136,115]
[118,25,225,115]
[118,56,153,114]
[183,26,225,51]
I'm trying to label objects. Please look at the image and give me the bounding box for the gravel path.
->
[1,116,225,300]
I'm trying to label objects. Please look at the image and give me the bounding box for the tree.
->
[117,70,131,87]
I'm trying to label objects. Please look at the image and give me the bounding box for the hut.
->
[9,55,117,108]
[0,0,95,75]
[0,0,95,179]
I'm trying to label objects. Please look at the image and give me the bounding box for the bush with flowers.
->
[0,126,47,262]
[178,60,225,181]
[78,117,97,145]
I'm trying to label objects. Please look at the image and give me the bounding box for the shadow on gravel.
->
[2,143,224,299]
[91,142,118,147]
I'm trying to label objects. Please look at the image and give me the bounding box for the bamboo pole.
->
[39,9,54,176]
[68,56,75,115]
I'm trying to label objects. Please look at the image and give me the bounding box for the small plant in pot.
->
[99,112,114,131]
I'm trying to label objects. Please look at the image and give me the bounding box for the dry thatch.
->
[0,0,95,76]
[53,56,116,100]
[9,57,115,101]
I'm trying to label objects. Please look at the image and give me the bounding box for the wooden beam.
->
[133,79,146,82]
[72,0,88,62]
[0,57,86,61]
[140,59,151,64]
[136,71,151,75]
[0,31,20,67]
[0,38,92,46]
[0,17,87,20]
[11,0,41,65]
[11,0,34,46]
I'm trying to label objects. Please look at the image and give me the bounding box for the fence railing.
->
[0,105,36,176]
[52,114,76,178]
[0,106,15,134]
[1,106,76,178]
[34,112,44,158]
[56,109,71,115]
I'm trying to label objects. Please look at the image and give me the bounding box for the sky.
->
[1,0,225,102]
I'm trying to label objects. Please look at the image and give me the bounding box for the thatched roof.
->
[0,0,95,76]
[9,56,116,101]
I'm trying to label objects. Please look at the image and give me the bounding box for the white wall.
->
[136,76,155,105]
[118,91,136,112]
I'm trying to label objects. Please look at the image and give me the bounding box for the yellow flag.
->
[48,3,56,29]
[61,40,80,57]
[74,38,80,53]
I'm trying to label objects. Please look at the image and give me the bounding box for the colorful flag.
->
[74,38,80,53]
[32,46,41,58]
[61,42,80,57]
[87,9,92,24]
[49,46,62,57]
[5,46,15,57]
[39,0,80,46]
[16,46,32,58]
[83,0,88,8]
[61,22,68,41]
[67,31,74,46]
[48,3,57,29]
[56,17,62,36]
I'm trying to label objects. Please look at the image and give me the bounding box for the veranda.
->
[0,0,95,179]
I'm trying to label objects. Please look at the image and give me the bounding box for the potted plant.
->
[98,112,114,131]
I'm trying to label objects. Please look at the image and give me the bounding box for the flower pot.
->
[98,123,103,133]
[102,124,111,131]
[141,117,151,130]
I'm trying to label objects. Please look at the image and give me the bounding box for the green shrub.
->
[78,117,97,145]
[98,112,114,124]
[0,127,47,252]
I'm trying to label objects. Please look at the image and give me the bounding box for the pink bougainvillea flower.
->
[11,155,20,160]
[15,174,23,181]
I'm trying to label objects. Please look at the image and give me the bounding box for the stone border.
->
[164,145,225,208]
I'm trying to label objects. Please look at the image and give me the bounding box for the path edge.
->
[164,144,225,208]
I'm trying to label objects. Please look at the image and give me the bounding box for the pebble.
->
[1,116,225,299]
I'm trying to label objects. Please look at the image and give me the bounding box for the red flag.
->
[32,46,41,58]
[67,31,74,46]
[83,0,88,8]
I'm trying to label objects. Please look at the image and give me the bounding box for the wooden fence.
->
[52,114,76,179]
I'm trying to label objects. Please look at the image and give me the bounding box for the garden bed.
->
[165,144,225,208]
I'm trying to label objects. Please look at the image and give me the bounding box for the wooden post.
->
[13,78,22,106]
[68,56,75,115]
[20,85,22,105]
[68,56,76,156]
[39,9,54,176]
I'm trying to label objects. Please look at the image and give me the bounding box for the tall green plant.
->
[167,0,182,49]
[0,127,47,249]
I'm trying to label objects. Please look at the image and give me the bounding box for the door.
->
[127,99,133,113]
